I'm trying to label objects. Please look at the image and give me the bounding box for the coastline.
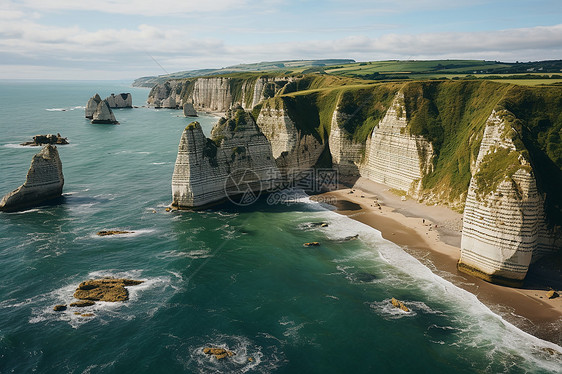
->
[314,177,562,345]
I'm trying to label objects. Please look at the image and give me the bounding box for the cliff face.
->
[147,80,184,108]
[0,145,64,212]
[328,109,365,176]
[105,93,132,108]
[148,76,296,112]
[458,110,559,285]
[361,92,433,197]
[256,99,324,172]
[172,107,279,208]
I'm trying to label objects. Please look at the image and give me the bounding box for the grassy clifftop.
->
[260,78,561,218]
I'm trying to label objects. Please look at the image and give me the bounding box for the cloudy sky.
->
[1,0,561,80]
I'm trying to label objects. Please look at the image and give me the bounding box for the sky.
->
[0,0,561,80]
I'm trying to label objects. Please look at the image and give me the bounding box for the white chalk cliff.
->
[256,99,324,173]
[148,76,296,112]
[458,110,558,284]
[328,108,366,176]
[183,102,198,117]
[92,100,119,124]
[0,145,64,212]
[361,92,434,197]
[105,93,132,108]
[85,94,102,119]
[172,107,279,208]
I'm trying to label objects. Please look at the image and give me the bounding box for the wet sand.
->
[314,177,562,345]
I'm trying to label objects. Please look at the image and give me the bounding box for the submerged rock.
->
[91,100,119,124]
[183,102,198,117]
[203,347,235,360]
[354,272,377,283]
[21,134,68,146]
[391,297,410,312]
[73,278,144,302]
[0,145,64,212]
[303,242,320,247]
[97,230,133,236]
[85,94,102,119]
[70,300,95,307]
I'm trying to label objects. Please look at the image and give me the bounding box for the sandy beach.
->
[314,177,562,345]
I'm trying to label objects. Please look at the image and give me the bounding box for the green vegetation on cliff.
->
[402,81,513,201]
[497,87,562,225]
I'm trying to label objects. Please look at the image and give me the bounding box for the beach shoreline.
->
[313,177,562,345]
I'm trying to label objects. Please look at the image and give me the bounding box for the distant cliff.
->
[167,76,562,284]
[147,75,298,112]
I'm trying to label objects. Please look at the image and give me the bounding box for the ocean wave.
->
[45,106,85,111]
[157,249,213,260]
[3,143,32,149]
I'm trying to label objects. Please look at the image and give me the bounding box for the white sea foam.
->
[45,106,85,112]
[157,249,213,259]
[3,143,29,148]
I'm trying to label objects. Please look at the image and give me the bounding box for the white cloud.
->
[0,17,560,79]
[16,0,260,16]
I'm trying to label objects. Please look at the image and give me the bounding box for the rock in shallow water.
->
[20,134,69,147]
[70,300,95,307]
[391,297,410,312]
[203,347,235,360]
[96,230,133,236]
[73,278,144,303]
[53,304,67,311]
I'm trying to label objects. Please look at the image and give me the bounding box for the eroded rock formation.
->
[21,134,68,146]
[0,145,64,212]
[105,93,132,108]
[92,100,119,124]
[172,107,279,208]
[183,102,197,117]
[85,94,102,119]
[458,110,559,285]
[361,92,433,198]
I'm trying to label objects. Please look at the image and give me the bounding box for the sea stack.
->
[105,93,132,108]
[172,106,279,208]
[91,100,119,124]
[0,145,64,212]
[85,94,102,119]
[183,102,198,117]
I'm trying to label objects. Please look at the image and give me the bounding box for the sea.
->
[0,80,560,374]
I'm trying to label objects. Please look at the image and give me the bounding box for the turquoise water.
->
[0,81,560,373]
